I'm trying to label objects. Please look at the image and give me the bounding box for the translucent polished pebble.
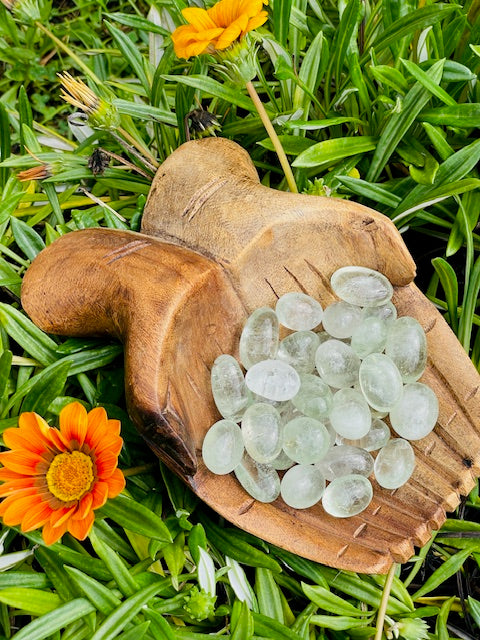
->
[277,331,320,373]
[316,445,374,481]
[362,302,397,325]
[245,359,300,401]
[281,465,325,509]
[389,383,439,440]
[331,266,393,307]
[351,317,387,358]
[329,388,371,439]
[385,317,427,382]
[292,373,333,420]
[211,355,252,422]
[239,307,279,369]
[234,453,280,502]
[315,340,361,388]
[322,301,362,339]
[359,353,403,412]
[283,417,331,464]
[275,292,323,330]
[241,403,283,464]
[271,449,295,470]
[202,420,244,474]
[374,439,415,489]
[337,418,391,451]
[322,474,373,517]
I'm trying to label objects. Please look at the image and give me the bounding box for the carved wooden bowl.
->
[22,138,480,573]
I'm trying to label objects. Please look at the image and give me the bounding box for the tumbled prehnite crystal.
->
[202,420,244,474]
[245,359,301,401]
[283,416,331,465]
[322,474,373,517]
[241,403,283,464]
[281,465,325,509]
[271,449,295,470]
[359,353,403,412]
[315,340,360,388]
[322,301,363,339]
[239,307,279,369]
[331,266,393,307]
[329,388,371,439]
[389,383,439,440]
[362,302,397,325]
[275,292,323,330]
[277,331,320,373]
[374,439,415,489]
[292,373,333,420]
[234,453,280,502]
[316,445,374,481]
[385,317,427,382]
[211,354,252,422]
[336,418,391,451]
[351,317,388,358]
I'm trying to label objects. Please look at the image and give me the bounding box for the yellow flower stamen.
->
[46,451,94,502]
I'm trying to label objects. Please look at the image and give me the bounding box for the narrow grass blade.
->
[105,12,170,35]
[337,175,401,207]
[252,611,303,640]
[21,359,71,414]
[10,217,45,261]
[0,588,62,616]
[0,304,58,365]
[273,0,292,46]
[10,598,95,640]
[89,528,138,597]
[98,494,172,544]
[420,103,480,127]
[310,614,373,630]
[231,600,254,639]
[400,58,456,106]
[432,257,459,333]
[293,136,377,168]
[0,102,11,189]
[0,573,50,589]
[64,566,122,616]
[258,135,315,155]
[293,31,327,116]
[302,583,371,617]
[255,568,284,623]
[413,548,471,599]
[105,22,151,93]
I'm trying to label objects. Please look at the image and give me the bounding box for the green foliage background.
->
[0,0,480,638]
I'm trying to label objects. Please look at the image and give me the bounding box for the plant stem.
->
[374,563,396,640]
[117,127,159,169]
[245,80,298,193]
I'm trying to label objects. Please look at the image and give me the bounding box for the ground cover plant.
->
[0,0,480,638]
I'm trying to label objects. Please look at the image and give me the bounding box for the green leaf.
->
[468,596,480,628]
[18,86,33,151]
[0,572,50,589]
[331,0,361,86]
[98,493,172,544]
[21,359,71,414]
[370,65,409,94]
[117,621,151,640]
[283,116,364,131]
[272,0,292,46]
[432,257,459,333]
[293,31,328,116]
[64,566,122,616]
[0,588,62,616]
[310,614,373,630]
[337,175,401,207]
[302,583,370,617]
[10,217,45,261]
[420,104,480,128]
[0,101,11,189]
[89,527,138,598]
[252,611,304,640]
[367,59,444,181]
[293,136,377,169]
[57,344,123,376]
[231,600,254,640]
[34,546,81,603]
[0,304,57,366]
[105,21,151,94]
[413,548,472,599]
[258,135,315,156]
[255,568,284,623]
[105,12,169,35]
[9,598,95,640]
[400,58,456,106]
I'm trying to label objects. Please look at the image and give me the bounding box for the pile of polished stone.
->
[202,266,438,518]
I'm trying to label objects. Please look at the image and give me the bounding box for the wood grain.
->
[21,137,480,574]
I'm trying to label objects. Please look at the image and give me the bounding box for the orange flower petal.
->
[75,492,93,520]
[90,481,109,509]
[84,407,108,450]
[215,22,244,50]
[105,468,125,499]
[2,493,41,526]
[182,7,218,31]
[184,40,214,58]
[43,519,68,545]
[67,510,94,540]
[21,500,53,532]
[0,477,35,497]
[59,402,88,448]
[244,11,268,33]
[49,505,76,528]
[96,451,120,479]
[0,450,44,475]
[0,468,25,481]
[94,434,123,458]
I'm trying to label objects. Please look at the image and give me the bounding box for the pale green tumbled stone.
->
[315,339,360,388]
[359,353,403,412]
[336,418,390,451]
[351,317,387,358]
[283,417,331,464]
[235,454,280,502]
[316,445,374,481]
[277,330,320,373]
[239,307,279,369]
[374,439,415,489]
[292,373,333,420]
[245,359,300,401]
[389,383,438,440]
[211,354,252,422]
[329,388,371,439]
[202,420,244,474]
[275,292,323,330]
[322,474,373,517]
[331,266,393,307]
[271,449,295,470]
[362,302,397,325]
[385,317,427,382]
[322,301,362,339]
[241,403,283,464]
[281,465,325,509]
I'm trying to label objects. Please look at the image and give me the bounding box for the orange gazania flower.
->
[171,0,268,59]
[0,403,125,545]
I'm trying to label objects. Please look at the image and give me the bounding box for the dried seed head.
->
[88,149,110,176]
[17,164,51,182]
[58,72,120,130]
